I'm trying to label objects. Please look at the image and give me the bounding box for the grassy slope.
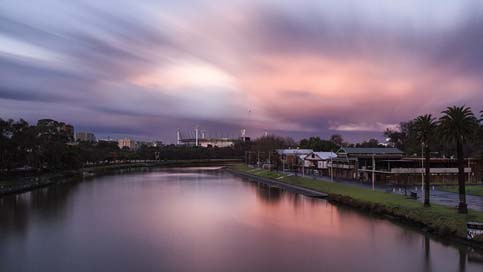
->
[230,164,483,238]
[440,185,483,197]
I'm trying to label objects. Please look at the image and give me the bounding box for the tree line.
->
[0,118,247,174]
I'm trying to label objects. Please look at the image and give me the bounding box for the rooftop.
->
[305,152,338,160]
[338,147,404,155]
[276,149,313,155]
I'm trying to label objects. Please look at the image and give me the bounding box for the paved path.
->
[279,170,483,211]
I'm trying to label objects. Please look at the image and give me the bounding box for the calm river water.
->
[1,167,483,272]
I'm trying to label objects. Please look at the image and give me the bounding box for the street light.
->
[372,153,375,191]
[421,142,424,192]
[330,156,334,182]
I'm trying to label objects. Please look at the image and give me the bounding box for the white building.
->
[118,138,137,150]
[304,152,338,169]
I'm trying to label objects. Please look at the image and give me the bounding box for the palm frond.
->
[439,105,478,144]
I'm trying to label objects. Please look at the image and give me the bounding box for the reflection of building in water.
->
[468,247,483,264]
[254,183,282,204]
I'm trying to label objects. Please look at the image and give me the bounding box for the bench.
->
[410,191,418,199]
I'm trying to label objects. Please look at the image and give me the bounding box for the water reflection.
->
[0,182,79,235]
[0,168,483,272]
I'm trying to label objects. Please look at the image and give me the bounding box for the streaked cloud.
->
[1,0,482,142]
[329,122,399,132]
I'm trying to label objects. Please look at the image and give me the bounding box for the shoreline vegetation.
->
[0,159,241,196]
[227,164,483,247]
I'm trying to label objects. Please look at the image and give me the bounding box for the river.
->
[1,167,482,272]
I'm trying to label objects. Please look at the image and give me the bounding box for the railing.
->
[390,168,471,174]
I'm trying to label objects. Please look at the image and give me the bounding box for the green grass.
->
[0,179,18,187]
[230,164,483,238]
[440,185,483,197]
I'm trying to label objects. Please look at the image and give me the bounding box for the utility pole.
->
[421,142,424,191]
[302,158,305,177]
[330,157,334,182]
[468,158,471,183]
[257,151,260,168]
[282,154,285,172]
[268,151,271,171]
[372,154,375,191]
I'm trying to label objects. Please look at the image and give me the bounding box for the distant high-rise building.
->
[76,132,96,142]
[118,138,137,150]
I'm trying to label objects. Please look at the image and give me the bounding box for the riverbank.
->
[227,164,483,246]
[0,159,241,196]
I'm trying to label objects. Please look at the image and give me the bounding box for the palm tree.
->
[439,106,479,213]
[413,115,437,207]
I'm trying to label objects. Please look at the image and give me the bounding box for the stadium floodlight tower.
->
[176,129,181,145]
[195,126,199,146]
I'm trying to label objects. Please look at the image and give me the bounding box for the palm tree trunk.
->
[424,144,431,207]
[457,139,468,213]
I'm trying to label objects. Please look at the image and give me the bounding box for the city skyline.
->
[1,0,483,142]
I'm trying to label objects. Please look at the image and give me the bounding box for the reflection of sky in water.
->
[0,168,482,272]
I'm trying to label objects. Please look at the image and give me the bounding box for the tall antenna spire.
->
[240,109,251,142]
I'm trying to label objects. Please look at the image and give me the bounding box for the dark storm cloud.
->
[253,5,483,76]
[430,16,483,76]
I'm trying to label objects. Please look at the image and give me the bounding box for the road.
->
[284,170,483,211]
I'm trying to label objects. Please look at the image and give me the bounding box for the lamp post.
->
[268,151,271,171]
[468,157,471,183]
[372,154,375,191]
[421,142,424,192]
[330,156,334,182]
[282,154,285,172]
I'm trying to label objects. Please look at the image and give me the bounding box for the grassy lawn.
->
[440,185,483,197]
[230,164,483,239]
[0,179,19,187]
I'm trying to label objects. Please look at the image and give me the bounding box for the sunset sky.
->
[1,0,483,143]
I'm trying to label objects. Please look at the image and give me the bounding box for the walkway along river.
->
[1,167,483,272]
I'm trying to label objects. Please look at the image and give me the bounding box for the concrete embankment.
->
[224,168,328,199]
